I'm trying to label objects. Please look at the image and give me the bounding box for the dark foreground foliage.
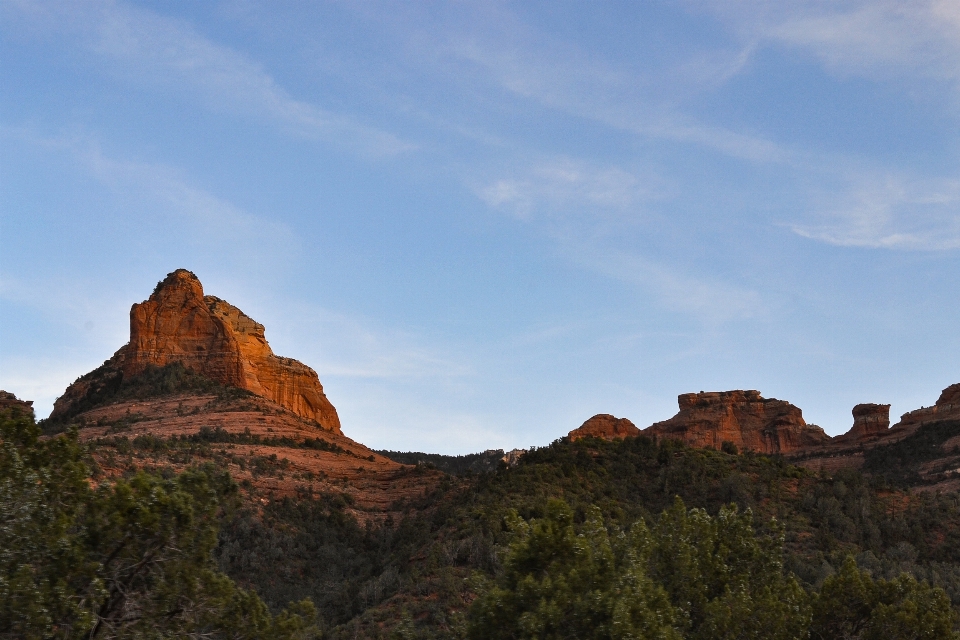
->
[863,419,960,487]
[0,408,317,639]
[208,433,960,638]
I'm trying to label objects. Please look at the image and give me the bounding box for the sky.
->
[2,0,959,454]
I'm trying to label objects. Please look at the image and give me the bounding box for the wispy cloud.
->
[2,0,413,158]
[439,23,787,163]
[4,125,298,263]
[260,303,471,381]
[476,157,661,222]
[578,245,766,324]
[791,172,960,250]
[318,311,471,380]
[702,0,960,91]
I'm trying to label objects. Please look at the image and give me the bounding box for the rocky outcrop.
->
[0,391,34,418]
[502,449,526,466]
[569,414,640,441]
[893,383,960,431]
[51,270,340,433]
[645,390,831,454]
[840,404,891,442]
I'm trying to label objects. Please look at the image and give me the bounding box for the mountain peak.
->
[149,268,204,301]
[52,270,341,432]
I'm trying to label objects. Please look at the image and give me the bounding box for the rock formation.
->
[569,414,640,441]
[501,449,526,467]
[645,390,831,454]
[50,270,341,433]
[0,391,34,418]
[838,403,891,442]
[893,383,960,431]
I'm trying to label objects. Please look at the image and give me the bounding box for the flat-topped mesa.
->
[645,390,830,454]
[569,414,640,441]
[52,270,341,433]
[891,383,960,431]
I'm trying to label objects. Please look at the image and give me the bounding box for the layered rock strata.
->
[569,414,640,441]
[840,404,891,442]
[50,270,341,433]
[644,390,831,454]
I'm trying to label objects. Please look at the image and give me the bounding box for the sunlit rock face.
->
[569,414,640,441]
[51,269,341,433]
[892,383,960,431]
[644,390,831,454]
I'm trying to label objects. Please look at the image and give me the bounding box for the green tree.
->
[0,409,318,639]
[467,498,680,640]
[811,555,959,640]
[469,497,812,640]
[649,498,811,640]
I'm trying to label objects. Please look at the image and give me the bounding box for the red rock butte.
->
[840,403,891,442]
[569,414,640,441]
[643,390,831,454]
[51,269,341,433]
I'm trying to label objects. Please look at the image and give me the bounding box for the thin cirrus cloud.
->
[2,0,413,158]
[475,157,661,222]
[258,302,472,382]
[791,173,960,250]
[6,126,298,264]
[474,157,764,324]
[702,0,960,88]
[573,246,766,325]
[439,24,788,164]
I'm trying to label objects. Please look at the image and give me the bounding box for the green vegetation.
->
[41,361,252,431]
[0,409,317,639]
[207,434,960,637]
[468,497,809,640]
[811,556,957,640]
[121,424,353,456]
[376,449,505,475]
[863,419,960,487]
[468,497,957,640]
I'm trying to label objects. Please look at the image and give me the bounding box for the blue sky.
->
[2,1,959,453]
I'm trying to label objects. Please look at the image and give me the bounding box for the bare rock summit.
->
[51,269,341,432]
[569,414,640,441]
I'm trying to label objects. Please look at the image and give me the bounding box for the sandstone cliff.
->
[892,383,960,431]
[645,390,831,454]
[50,270,340,433]
[834,403,891,443]
[569,414,640,441]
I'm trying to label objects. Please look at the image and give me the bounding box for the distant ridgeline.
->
[374,449,507,475]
